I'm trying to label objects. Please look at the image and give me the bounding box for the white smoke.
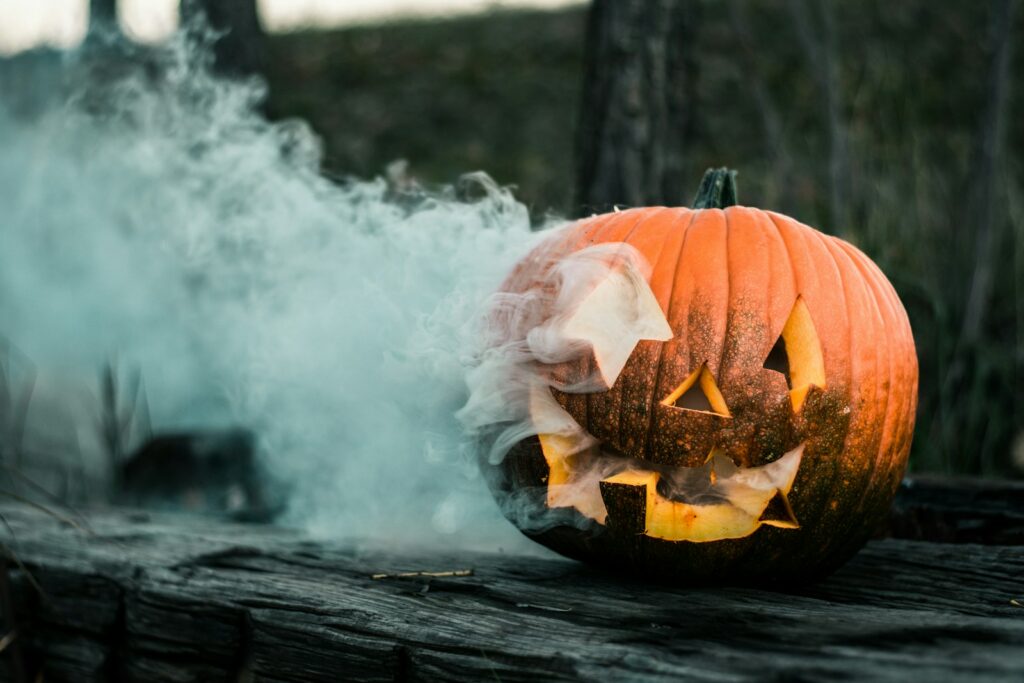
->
[457,241,680,530]
[0,31,557,550]
[458,243,657,463]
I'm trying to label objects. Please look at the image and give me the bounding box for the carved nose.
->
[661,363,730,417]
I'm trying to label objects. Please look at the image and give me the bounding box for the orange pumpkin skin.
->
[489,203,919,583]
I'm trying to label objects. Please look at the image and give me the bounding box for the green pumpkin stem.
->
[692,168,739,209]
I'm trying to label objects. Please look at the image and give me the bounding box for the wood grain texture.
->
[1,496,1023,683]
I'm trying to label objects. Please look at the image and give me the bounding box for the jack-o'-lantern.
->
[476,169,918,583]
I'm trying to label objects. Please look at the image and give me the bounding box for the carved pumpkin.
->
[481,169,918,583]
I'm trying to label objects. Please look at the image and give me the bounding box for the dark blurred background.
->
[1,0,1022,489]
[278,0,1024,479]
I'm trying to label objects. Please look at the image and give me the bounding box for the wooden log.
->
[1,496,1023,682]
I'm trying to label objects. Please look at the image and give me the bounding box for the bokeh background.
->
[270,0,1024,477]
[273,1,1024,479]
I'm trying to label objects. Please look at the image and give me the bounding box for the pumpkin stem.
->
[692,168,739,209]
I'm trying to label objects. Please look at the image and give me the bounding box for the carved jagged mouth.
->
[531,387,803,543]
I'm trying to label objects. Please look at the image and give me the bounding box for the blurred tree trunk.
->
[181,0,267,78]
[960,0,1018,344]
[933,0,1019,474]
[574,0,698,215]
[728,0,794,213]
[787,0,851,229]
[953,0,1019,474]
[88,0,119,35]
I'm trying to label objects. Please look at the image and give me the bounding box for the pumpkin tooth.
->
[598,469,803,543]
[598,473,649,536]
[758,489,800,529]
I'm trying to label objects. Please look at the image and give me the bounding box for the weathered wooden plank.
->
[2,502,1023,682]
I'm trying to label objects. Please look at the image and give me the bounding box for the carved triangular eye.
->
[764,296,826,412]
[661,363,731,417]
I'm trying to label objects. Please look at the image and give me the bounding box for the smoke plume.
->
[0,31,560,551]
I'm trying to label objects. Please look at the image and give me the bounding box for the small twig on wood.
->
[370,569,474,580]
[1011,599,1022,607]
[515,603,573,613]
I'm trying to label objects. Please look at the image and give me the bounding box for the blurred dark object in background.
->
[87,0,266,78]
[574,0,698,215]
[264,0,1022,480]
[888,475,1024,545]
[119,429,281,522]
[181,0,266,78]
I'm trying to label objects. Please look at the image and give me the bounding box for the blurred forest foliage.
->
[264,1,1023,477]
